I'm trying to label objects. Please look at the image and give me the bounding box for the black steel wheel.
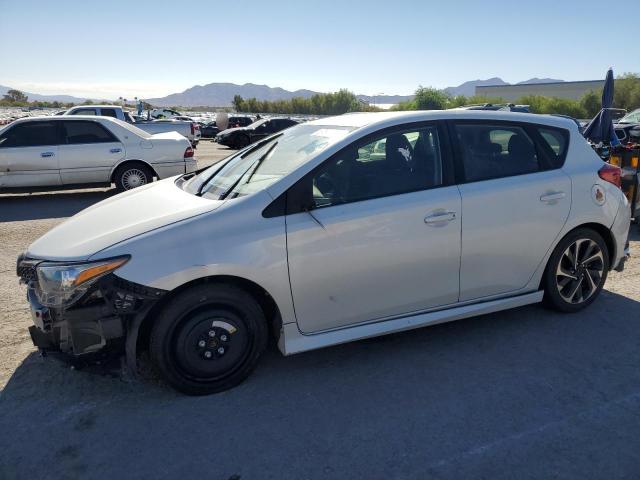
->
[150,284,268,395]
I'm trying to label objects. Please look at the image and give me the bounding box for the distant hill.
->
[0,84,86,103]
[517,78,564,85]
[444,77,509,97]
[147,83,321,107]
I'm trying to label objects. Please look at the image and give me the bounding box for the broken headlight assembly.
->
[35,256,130,308]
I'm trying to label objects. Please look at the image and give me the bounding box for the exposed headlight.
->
[35,256,129,308]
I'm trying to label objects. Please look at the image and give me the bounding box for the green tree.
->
[3,89,28,102]
[232,95,244,112]
[580,90,601,118]
[413,86,448,110]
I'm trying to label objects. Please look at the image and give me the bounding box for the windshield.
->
[619,109,640,124]
[183,124,355,199]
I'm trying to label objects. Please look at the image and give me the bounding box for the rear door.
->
[452,121,571,301]
[286,122,462,333]
[0,121,62,187]
[58,120,125,185]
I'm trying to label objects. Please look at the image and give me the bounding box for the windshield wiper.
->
[195,134,284,197]
[220,141,279,200]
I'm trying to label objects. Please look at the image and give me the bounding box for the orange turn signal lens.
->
[632,156,639,168]
[609,155,620,166]
[73,257,129,286]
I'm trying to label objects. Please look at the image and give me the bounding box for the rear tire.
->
[149,284,268,395]
[543,228,609,312]
[114,163,154,192]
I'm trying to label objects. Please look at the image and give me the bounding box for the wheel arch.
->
[539,221,615,290]
[135,274,282,358]
[110,159,158,183]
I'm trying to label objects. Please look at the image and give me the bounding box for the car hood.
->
[218,126,248,136]
[27,178,223,261]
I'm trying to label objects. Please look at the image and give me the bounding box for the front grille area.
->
[17,257,39,285]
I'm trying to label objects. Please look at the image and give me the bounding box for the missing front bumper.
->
[20,267,166,360]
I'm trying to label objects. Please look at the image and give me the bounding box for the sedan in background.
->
[0,116,196,192]
[215,117,298,148]
[200,116,254,138]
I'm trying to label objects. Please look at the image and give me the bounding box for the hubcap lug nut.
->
[217,347,225,355]
[198,340,206,348]
[204,351,212,359]
[208,330,216,338]
[220,334,228,342]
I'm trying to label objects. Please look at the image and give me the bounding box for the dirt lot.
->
[1,144,640,479]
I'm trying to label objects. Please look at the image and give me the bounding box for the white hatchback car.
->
[0,116,196,191]
[18,110,630,394]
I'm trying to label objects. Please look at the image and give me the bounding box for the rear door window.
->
[454,123,540,182]
[100,108,118,118]
[70,108,96,116]
[0,121,61,147]
[62,121,117,144]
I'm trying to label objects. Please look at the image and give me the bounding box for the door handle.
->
[40,152,55,158]
[424,211,456,224]
[540,192,566,203]
[110,148,122,153]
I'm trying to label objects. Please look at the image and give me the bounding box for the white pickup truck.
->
[63,105,200,147]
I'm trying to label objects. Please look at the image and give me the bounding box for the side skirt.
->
[279,290,544,355]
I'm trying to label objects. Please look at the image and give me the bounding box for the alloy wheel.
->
[555,238,605,304]
[121,168,147,190]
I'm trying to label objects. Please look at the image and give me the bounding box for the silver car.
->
[17,110,631,395]
[0,116,196,191]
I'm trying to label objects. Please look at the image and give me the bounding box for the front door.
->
[452,121,572,301]
[0,120,61,188]
[58,120,125,184]
[285,124,462,333]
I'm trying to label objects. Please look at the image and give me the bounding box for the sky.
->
[0,0,638,100]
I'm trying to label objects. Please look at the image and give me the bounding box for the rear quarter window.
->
[537,127,569,169]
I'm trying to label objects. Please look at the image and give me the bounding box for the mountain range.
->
[0,85,86,103]
[1,78,566,107]
[147,78,565,107]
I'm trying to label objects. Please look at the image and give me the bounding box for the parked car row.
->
[0,116,196,191]
[17,110,631,395]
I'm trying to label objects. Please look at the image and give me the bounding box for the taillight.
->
[598,163,621,188]
[184,146,194,158]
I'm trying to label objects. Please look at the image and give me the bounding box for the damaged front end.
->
[17,254,166,366]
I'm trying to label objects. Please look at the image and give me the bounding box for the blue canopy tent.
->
[583,68,620,146]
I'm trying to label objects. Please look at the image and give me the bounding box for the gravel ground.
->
[1,148,639,479]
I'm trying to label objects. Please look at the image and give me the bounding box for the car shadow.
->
[2,290,640,478]
[0,189,115,222]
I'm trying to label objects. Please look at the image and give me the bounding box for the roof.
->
[307,110,579,131]
[8,115,122,125]
[68,105,122,109]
